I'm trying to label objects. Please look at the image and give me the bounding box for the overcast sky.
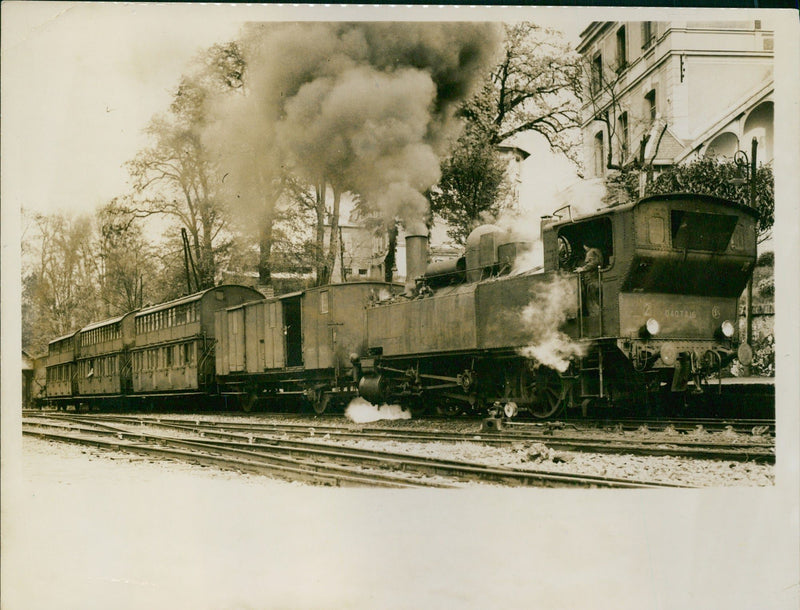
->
[1,3,595,222]
[2,3,795,224]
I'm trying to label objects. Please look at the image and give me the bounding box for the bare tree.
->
[123,43,246,289]
[480,22,583,158]
[21,210,102,354]
[96,201,154,313]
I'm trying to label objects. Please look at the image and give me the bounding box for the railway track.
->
[26,410,775,472]
[512,416,775,434]
[23,415,691,489]
[31,412,775,463]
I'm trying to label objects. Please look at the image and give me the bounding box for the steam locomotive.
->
[35,193,758,419]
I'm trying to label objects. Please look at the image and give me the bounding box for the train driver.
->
[574,244,603,273]
[575,244,603,315]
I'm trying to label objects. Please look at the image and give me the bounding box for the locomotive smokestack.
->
[404,222,429,296]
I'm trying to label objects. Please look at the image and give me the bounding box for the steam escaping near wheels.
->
[345,397,412,423]
[517,274,586,373]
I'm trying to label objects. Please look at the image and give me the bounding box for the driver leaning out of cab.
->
[574,244,603,273]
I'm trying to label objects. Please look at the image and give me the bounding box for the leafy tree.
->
[431,22,581,243]
[429,125,509,244]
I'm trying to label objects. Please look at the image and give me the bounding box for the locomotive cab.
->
[541,193,759,400]
[552,216,614,274]
[618,193,758,388]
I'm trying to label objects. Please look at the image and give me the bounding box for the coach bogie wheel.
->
[241,390,258,413]
[312,392,331,415]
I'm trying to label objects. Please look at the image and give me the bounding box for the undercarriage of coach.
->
[221,368,360,415]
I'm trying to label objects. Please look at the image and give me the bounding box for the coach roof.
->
[79,313,132,333]
[134,285,264,318]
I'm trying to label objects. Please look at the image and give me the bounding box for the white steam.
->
[488,203,545,274]
[509,241,544,275]
[517,274,585,373]
[345,397,411,423]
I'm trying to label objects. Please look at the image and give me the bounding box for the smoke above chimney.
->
[206,22,502,228]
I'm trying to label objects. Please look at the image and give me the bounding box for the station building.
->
[573,19,773,195]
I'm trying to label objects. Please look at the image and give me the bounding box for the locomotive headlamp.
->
[645,318,661,336]
[720,320,735,338]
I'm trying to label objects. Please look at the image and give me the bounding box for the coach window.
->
[320,290,329,315]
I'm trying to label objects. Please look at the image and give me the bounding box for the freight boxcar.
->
[216,281,400,413]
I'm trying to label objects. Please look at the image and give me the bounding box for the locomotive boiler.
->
[357,193,758,418]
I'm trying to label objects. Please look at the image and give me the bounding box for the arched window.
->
[704,132,739,160]
[743,101,774,163]
[594,131,605,177]
[644,89,657,124]
[617,112,629,162]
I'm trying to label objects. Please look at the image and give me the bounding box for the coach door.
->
[227,307,246,372]
[283,295,303,368]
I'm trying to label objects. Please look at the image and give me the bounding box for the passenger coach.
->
[75,311,137,406]
[130,285,264,408]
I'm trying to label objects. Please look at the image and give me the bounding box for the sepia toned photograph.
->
[2,3,798,609]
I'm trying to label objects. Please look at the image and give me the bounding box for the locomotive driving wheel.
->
[435,400,464,416]
[520,364,570,419]
[402,397,428,417]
